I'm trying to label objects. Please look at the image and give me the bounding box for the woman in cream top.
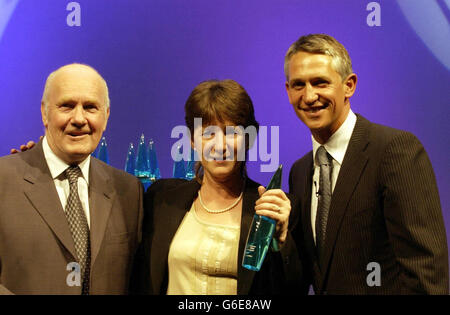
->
[131,80,305,295]
[167,203,240,295]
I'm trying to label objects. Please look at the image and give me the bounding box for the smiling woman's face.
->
[41,65,110,164]
[192,119,246,181]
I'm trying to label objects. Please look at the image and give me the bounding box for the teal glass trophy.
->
[147,139,161,181]
[124,142,136,175]
[135,134,152,190]
[185,148,197,180]
[172,145,186,179]
[242,165,282,271]
[97,137,109,164]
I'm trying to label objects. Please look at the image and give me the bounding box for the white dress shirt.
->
[42,136,91,228]
[310,110,356,243]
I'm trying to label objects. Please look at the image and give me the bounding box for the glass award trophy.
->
[124,142,136,175]
[185,148,197,180]
[135,134,152,190]
[242,165,282,271]
[97,136,109,164]
[172,145,186,179]
[147,139,161,181]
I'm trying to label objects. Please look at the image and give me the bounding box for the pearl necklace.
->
[198,190,243,214]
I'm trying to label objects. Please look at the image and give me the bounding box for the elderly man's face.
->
[285,52,356,143]
[41,66,110,164]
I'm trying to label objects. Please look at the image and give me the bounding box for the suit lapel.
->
[300,154,316,264]
[295,153,325,290]
[318,115,371,288]
[237,179,260,295]
[88,158,115,267]
[22,141,77,260]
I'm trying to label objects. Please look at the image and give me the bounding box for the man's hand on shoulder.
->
[10,136,42,154]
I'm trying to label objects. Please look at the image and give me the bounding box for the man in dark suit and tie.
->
[285,34,448,294]
[0,64,143,294]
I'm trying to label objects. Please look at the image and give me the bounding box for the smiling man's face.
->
[285,51,356,143]
[41,65,110,164]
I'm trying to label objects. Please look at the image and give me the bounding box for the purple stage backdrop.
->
[1,0,449,279]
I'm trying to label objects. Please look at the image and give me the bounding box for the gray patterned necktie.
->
[65,165,91,295]
[315,146,333,261]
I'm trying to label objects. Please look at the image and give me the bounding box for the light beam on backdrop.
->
[0,0,19,43]
[397,0,450,71]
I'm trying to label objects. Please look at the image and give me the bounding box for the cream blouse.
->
[167,203,240,295]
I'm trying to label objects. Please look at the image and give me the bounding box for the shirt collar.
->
[312,109,357,166]
[43,136,90,183]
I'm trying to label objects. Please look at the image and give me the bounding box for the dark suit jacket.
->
[0,141,143,294]
[131,177,308,295]
[289,114,448,294]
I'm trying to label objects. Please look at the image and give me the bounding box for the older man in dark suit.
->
[0,64,143,294]
[286,34,448,294]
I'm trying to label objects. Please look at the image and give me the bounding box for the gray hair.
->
[284,34,353,82]
[41,63,110,113]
